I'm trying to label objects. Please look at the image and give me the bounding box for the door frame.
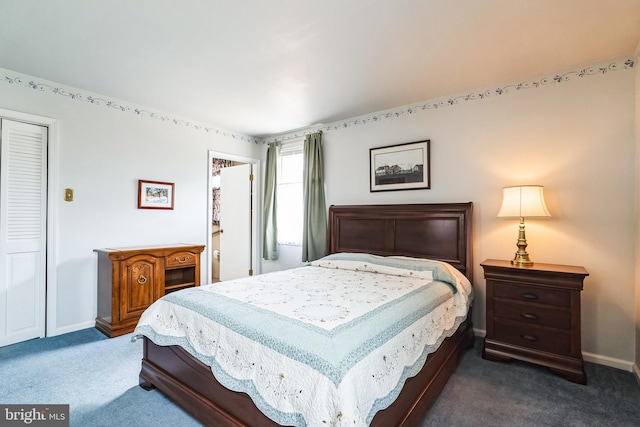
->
[206,150,260,284]
[0,108,58,338]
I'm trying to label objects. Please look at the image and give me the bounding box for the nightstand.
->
[481,259,589,384]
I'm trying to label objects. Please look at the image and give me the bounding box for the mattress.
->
[133,253,473,426]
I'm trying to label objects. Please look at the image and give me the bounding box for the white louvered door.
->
[0,119,48,347]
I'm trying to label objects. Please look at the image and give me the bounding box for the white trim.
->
[0,108,58,338]
[279,136,304,154]
[579,352,634,372]
[207,151,261,284]
[473,327,486,337]
[46,121,59,336]
[52,320,95,336]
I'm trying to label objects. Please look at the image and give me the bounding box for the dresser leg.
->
[139,378,157,391]
[550,367,587,385]
[482,345,512,362]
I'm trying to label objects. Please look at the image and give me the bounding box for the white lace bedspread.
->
[133,253,473,426]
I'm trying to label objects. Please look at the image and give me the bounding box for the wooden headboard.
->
[327,203,473,282]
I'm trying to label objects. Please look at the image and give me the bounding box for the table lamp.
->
[497,185,551,266]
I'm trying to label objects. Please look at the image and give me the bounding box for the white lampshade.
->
[497,185,551,218]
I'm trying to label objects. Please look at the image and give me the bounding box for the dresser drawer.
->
[493,321,571,355]
[165,251,198,268]
[494,302,571,330]
[494,282,570,307]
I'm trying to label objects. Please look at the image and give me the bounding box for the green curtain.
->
[302,131,327,262]
[262,142,280,260]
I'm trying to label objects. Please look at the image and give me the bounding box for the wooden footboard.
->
[139,317,473,427]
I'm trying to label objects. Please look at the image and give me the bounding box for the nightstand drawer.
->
[493,321,571,354]
[165,251,198,268]
[494,302,571,330]
[494,282,570,307]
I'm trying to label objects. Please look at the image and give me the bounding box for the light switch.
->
[64,188,74,202]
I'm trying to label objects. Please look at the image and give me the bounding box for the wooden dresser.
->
[95,244,205,338]
[481,259,589,384]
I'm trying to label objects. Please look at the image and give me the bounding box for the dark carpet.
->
[425,338,640,426]
[0,329,638,426]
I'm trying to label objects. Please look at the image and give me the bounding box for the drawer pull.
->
[520,334,539,342]
[521,292,539,300]
[174,256,190,264]
[137,275,148,285]
[521,312,539,320]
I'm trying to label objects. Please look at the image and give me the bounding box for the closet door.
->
[0,119,48,347]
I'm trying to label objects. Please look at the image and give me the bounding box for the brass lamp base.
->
[511,217,534,266]
[511,252,534,266]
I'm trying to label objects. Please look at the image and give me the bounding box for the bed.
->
[134,203,474,426]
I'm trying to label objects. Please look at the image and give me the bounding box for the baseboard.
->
[579,351,634,372]
[48,320,96,337]
[473,328,635,372]
[473,327,486,338]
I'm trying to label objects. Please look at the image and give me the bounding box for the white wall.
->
[0,68,262,336]
[634,43,640,378]
[266,55,637,367]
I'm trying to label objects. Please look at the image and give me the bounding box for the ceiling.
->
[1,1,640,139]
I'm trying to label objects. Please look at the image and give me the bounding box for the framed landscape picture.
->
[370,140,430,192]
[138,179,174,209]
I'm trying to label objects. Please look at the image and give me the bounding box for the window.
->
[277,140,303,245]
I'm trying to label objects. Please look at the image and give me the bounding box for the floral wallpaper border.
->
[2,52,637,146]
[265,54,637,144]
[0,67,259,145]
